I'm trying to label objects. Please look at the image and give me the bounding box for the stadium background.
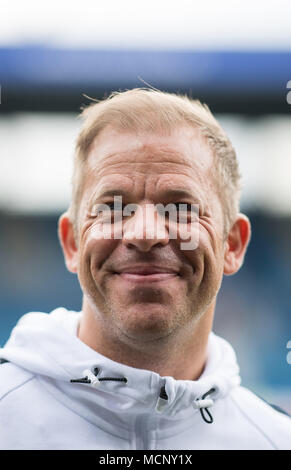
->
[0,0,290,413]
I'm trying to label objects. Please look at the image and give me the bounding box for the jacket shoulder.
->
[0,361,34,402]
[230,385,291,450]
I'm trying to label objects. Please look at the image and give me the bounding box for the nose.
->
[122,203,169,252]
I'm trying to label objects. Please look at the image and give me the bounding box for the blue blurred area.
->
[1,47,290,92]
[1,47,290,113]
[214,212,291,390]
[0,211,290,393]
[0,214,82,344]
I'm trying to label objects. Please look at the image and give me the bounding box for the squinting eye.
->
[174,203,194,211]
[90,202,137,219]
[174,203,201,221]
[106,202,122,211]
[93,202,124,214]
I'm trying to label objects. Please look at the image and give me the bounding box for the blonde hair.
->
[69,88,242,238]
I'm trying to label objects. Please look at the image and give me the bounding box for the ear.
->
[58,212,78,274]
[223,213,251,276]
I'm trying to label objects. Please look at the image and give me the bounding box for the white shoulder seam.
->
[229,394,278,449]
[0,375,35,403]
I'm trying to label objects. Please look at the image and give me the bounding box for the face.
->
[69,125,228,343]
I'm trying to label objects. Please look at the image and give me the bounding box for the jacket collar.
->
[1,308,241,425]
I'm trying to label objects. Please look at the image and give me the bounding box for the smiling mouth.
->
[113,266,180,283]
[117,272,179,283]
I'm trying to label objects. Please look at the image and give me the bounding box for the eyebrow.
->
[158,189,197,200]
[95,188,198,201]
[94,189,131,199]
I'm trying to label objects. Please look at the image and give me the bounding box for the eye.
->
[89,201,138,220]
[88,202,116,218]
[105,202,122,211]
[174,203,193,211]
[174,203,200,215]
[106,202,138,214]
[174,203,201,223]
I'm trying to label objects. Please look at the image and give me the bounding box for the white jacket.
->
[0,308,290,450]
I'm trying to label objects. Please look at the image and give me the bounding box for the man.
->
[0,88,290,450]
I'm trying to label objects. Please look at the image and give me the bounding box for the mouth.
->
[113,265,180,283]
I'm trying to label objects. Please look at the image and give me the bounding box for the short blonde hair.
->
[69,88,242,238]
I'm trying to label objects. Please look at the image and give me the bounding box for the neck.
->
[78,298,214,381]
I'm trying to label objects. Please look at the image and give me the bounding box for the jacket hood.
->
[0,308,241,424]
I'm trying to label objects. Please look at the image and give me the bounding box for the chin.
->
[116,304,175,339]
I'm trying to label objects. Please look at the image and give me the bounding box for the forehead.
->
[85,125,215,195]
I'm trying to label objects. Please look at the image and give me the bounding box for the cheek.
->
[196,232,225,290]
[77,222,118,279]
[176,225,223,280]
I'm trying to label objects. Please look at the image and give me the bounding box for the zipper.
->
[135,413,149,450]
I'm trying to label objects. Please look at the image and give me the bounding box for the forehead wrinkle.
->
[87,175,134,201]
[155,174,206,203]
[87,145,196,172]
[85,130,215,203]
[86,160,213,203]
[86,162,198,189]
[87,157,201,185]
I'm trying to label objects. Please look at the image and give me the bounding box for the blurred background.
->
[0,0,290,412]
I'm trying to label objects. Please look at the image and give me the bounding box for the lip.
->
[117,272,179,283]
[113,265,180,283]
[115,265,179,275]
